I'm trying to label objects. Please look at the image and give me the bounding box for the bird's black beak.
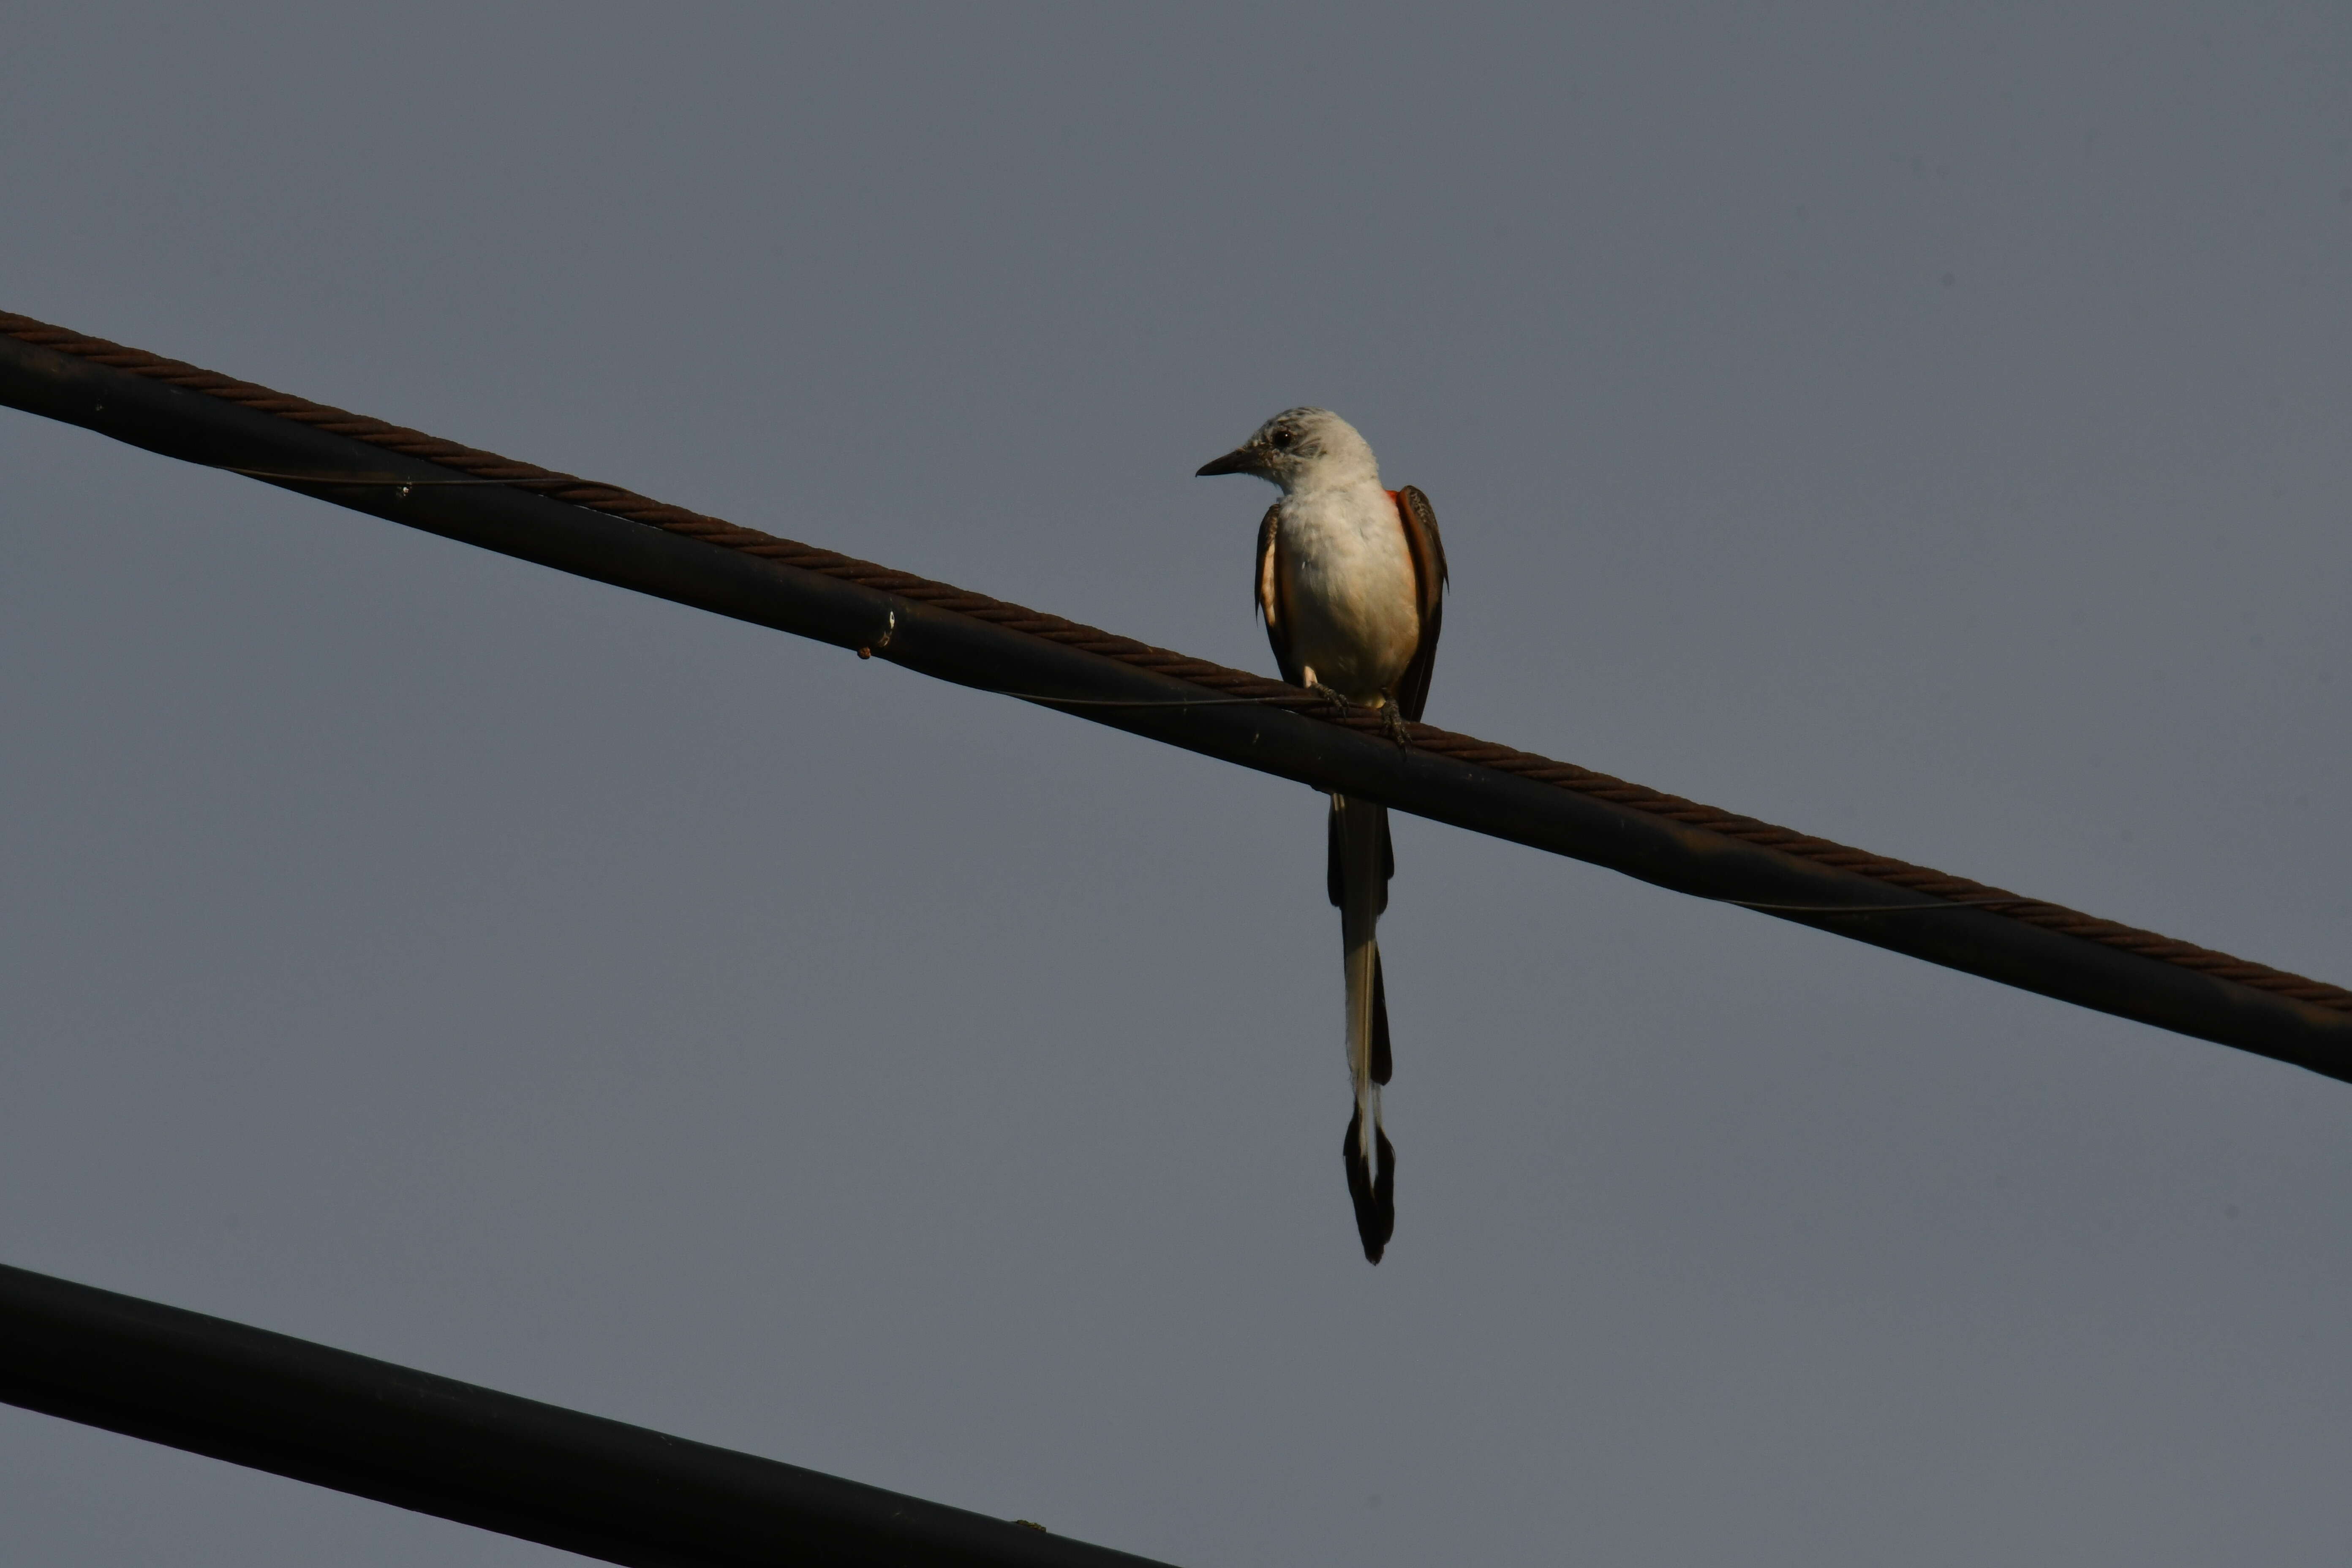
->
[1194,445,1260,478]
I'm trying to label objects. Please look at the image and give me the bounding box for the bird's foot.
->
[1304,681,1354,717]
[1378,704,1413,750]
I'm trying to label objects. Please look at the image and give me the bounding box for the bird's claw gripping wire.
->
[1304,680,1353,717]
[1299,682,1412,749]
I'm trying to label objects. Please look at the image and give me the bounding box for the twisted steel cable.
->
[3,310,2342,1014]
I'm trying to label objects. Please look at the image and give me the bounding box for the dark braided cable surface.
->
[7,311,2343,1013]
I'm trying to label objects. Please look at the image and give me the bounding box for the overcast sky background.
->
[4,5,2350,1565]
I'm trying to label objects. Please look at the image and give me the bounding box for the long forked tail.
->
[1330,792,1396,1263]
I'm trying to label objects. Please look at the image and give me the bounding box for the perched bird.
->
[1196,408,1447,1263]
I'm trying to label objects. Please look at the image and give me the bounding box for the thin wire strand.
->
[223,467,573,487]
[1719,896,2023,914]
[6,308,2340,1016]
[1016,689,2027,913]
[1006,691,1309,708]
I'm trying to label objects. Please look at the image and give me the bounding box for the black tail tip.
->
[1342,1109,1397,1264]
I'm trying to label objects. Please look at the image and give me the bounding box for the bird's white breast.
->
[1276,482,1421,705]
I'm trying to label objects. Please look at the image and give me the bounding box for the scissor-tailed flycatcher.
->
[1196,408,1448,1263]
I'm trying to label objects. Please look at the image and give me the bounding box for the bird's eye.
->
[1270,429,1294,448]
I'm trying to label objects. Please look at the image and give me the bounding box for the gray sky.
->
[4,5,2350,1564]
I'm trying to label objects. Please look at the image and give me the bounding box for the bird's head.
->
[1195,407,1379,494]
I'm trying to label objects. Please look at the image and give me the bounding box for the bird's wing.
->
[1255,502,1304,686]
[1391,485,1449,724]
